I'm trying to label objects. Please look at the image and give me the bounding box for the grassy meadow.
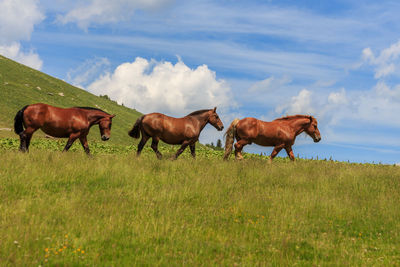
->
[1,55,400,266]
[1,140,400,266]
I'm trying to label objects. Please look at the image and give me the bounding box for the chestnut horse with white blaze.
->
[224,115,321,161]
[128,107,224,159]
[14,103,115,154]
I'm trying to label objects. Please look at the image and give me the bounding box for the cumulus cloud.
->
[0,43,43,70]
[349,82,400,127]
[0,0,44,45]
[0,0,44,69]
[351,40,400,127]
[275,89,314,115]
[87,57,233,116]
[270,78,400,147]
[361,40,400,79]
[58,0,173,30]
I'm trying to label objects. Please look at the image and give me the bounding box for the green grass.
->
[2,55,400,266]
[0,55,141,145]
[1,142,400,266]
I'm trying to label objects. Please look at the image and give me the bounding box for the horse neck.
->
[189,112,210,131]
[289,117,310,137]
[85,110,107,125]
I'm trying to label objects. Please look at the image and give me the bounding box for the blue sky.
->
[2,0,400,163]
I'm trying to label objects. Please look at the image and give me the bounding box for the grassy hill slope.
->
[0,55,141,145]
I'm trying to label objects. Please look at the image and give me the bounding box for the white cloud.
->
[67,57,110,88]
[328,88,347,105]
[0,0,44,70]
[361,40,400,79]
[87,57,234,116]
[58,0,173,30]
[362,47,374,63]
[375,63,395,79]
[275,89,314,115]
[269,79,400,147]
[0,0,44,45]
[249,75,291,92]
[0,43,42,70]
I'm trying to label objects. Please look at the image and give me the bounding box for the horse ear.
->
[213,107,217,112]
[110,114,116,118]
[309,116,313,123]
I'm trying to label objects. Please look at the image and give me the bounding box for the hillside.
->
[0,55,142,145]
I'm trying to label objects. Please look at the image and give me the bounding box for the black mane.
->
[75,106,109,114]
[186,109,212,116]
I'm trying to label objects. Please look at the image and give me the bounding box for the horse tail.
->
[223,118,240,160]
[128,115,144,138]
[14,105,29,135]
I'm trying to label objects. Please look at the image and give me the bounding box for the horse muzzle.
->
[218,125,224,131]
[101,135,110,141]
[314,136,321,143]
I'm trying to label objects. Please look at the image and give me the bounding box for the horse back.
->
[142,113,198,144]
[24,103,89,137]
[237,117,292,146]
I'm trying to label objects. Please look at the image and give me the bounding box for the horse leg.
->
[234,139,250,160]
[19,127,37,152]
[269,144,285,163]
[172,141,190,160]
[19,133,27,152]
[63,133,80,152]
[189,143,196,158]
[79,135,90,155]
[25,133,34,152]
[151,137,162,159]
[285,146,295,161]
[137,133,150,157]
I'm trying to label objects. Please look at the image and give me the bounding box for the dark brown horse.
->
[224,115,321,161]
[128,107,224,159]
[14,103,115,154]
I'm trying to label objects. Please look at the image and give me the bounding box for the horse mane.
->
[75,106,110,115]
[274,114,311,121]
[186,109,212,117]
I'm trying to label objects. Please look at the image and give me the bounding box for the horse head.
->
[99,114,116,141]
[208,107,224,131]
[304,116,321,143]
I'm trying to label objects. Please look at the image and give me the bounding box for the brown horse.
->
[128,107,224,159]
[14,103,115,154]
[224,115,321,161]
